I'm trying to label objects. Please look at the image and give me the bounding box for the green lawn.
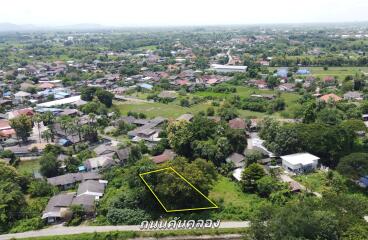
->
[17,159,40,174]
[269,66,368,81]
[136,45,158,51]
[115,101,212,119]
[209,176,266,220]
[118,84,301,119]
[294,171,328,192]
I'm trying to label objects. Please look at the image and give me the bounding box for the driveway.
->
[0,221,250,240]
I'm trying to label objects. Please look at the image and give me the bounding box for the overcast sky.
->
[1,0,368,26]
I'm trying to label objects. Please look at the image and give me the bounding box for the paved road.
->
[0,221,250,240]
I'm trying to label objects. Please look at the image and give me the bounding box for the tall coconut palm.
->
[33,113,43,143]
[41,129,53,143]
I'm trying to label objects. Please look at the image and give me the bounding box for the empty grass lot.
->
[209,176,266,220]
[115,101,212,118]
[17,159,40,174]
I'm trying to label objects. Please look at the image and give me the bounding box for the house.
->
[176,114,193,122]
[116,147,131,163]
[43,179,107,223]
[281,153,319,174]
[111,87,128,95]
[232,167,244,181]
[47,172,101,189]
[323,76,336,85]
[0,119,15,142]
[276,69,288,78]
[36,95,81,108]
[210,64,247,73]
[226,153,245,168]
[296,69,310,75]
[158,91,177,99]
[42,193,74,223]
[38,82,55,90]
[71,195,97,215]
[249,79,268,89]
[76,180,106,198]
[229,118,246,130]
[93,144,117,156]
[14,91,32,103]
[363,114,368,122]
[343,91,363,101]
[127,117,166,142]
[8,108,34,120]
[278,83,295,92]
[137,83,153,90]
[358,176,368,188]
[58,109,81,117]
[319,93,342,103]
[152,149,176,164]
[84,155,115,172]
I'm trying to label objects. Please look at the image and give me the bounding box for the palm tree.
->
[41,129,53,143]
[33,113,43,143]
[73,116,82,141]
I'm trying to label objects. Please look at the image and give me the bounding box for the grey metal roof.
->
[77,180,105,196]
[72,195,96,212]
[47,172,101,186]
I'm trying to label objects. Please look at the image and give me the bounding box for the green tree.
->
[337,152,368,179]
[28,180,56,197]
[10,115,33,143]
[245,150,264,166]
[241,163,266,192]
[206,107,215,116]
[96,89,114,108]
[167,120,193,157]
[81,86,97,101]
[0,182,26,232]
[67,205,86,226]
[39,153,60,178]
[256,176,287,198]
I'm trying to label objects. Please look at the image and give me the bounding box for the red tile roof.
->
[319,93,342,102]
[229,118,246,129]
[152,149,176,164]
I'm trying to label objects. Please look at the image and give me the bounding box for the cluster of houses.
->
[43,172,107,223]
[41,141,132,223]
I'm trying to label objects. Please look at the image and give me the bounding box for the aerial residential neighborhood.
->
[0,1,368,240]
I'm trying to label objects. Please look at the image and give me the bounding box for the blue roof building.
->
[58,138,72,146]
[3,92,11,97]
[296,69,310,75]
[277,69,288,78]
[359,176,368,187]
[137,83,153,90]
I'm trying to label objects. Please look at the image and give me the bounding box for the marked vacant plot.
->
[139,167,218,212]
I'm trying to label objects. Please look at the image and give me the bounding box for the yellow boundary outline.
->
[139,167,219,212]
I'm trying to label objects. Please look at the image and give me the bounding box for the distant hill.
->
[0,23,110,32]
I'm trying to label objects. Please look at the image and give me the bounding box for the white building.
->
[281,153,319,174]
[210,64,247,73]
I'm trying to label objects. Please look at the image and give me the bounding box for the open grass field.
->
[136,45,158,51]
[115,101,212,119]
[118,84,301,119]
[307,67,368,80]
[209,176,266,220]
[17,159,40,174]
[269,66,368,81]
[294,171,328,193]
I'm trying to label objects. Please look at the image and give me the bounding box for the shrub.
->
[9,217,44,233]
[107,208,150,225]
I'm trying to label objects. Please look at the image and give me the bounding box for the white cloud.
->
[1,0,368,26]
